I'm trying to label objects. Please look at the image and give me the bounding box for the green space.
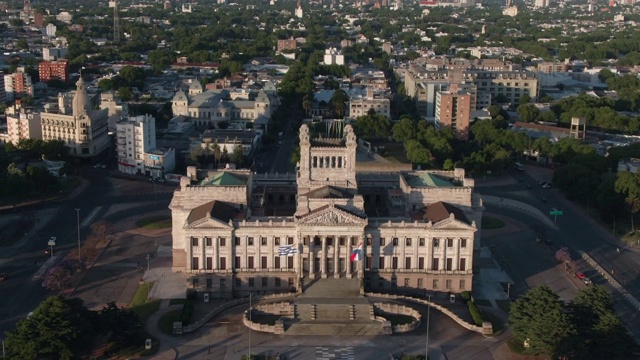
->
[130,282,161,322]
[135,216,172,229]
[481,216,505,230]
[158,309,182,336]
[506,337,527,355]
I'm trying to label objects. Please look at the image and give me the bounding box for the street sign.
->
[549,210,563,216]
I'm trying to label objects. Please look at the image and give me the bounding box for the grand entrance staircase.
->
[284,278,383,335]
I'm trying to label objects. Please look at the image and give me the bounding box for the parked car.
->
[576,272,592,285]
[540,181,552,188]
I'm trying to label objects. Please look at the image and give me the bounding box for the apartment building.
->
[3,68,33,101]
[39,59,69,83]
[4,104,42,145]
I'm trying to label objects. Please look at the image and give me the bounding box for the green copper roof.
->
[201,172,247,186]
[405,173,455,187]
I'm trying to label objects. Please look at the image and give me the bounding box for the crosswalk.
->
[316,347,355,360]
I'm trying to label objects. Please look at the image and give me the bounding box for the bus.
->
[514,162,525,171]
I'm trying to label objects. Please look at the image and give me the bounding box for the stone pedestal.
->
[346,273,353,279]
[334,273,340,279]
[274,319,285,335]
[321,273,328,279]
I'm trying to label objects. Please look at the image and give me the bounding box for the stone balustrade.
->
[373,302,422,333]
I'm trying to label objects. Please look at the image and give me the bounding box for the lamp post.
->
[75,208,81,267]
[249,293,252,358]
[2,337,5,358]
[507,283,512,298]
[426,294,431,360]
[146,254,151,272]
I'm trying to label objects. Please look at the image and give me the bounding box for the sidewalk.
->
[145,299,179,360]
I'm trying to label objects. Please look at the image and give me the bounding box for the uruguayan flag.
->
[278,243,297,256]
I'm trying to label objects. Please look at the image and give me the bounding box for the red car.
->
[576,272,592,285]
[0,273,7,281]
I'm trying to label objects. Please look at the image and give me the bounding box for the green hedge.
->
[467,300,484,326]
[180,298,195,326]
[461,291,471,302]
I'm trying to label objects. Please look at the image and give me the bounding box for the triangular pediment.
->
[431,217,476,230]
[296,205,367,226]
[185,217,233,229]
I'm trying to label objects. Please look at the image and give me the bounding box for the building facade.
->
[435,88,472,141]
[40,78,109,157]
[5,104,42,145]
[4,68,34,101]
[170,124,483,298]
[39,59,69,83]
[116,114,156,174]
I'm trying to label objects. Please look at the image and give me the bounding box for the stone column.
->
[214,237,219,270]
[321,236,327,278]
[334,237,340,278]
[346,238,352,279]
[309,236,315,278]
[359,234,365,279]
[186,236,193,272]
[202,238,206,271]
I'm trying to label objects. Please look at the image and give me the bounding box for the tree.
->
[517,103,540,123]
[96,302,144,347]
[329,89,348,118]
[213,140,222,168]
[117,86,134,101]
[5,296,94,360]
[509,286,576,357]
[519,94,531,106]
[615,171,640,231]
[392,117,417,143]
[231,144,244,166]
[404,139,431,166]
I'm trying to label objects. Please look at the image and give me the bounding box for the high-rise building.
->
[277,38,297,52]
[0,76,6,104]
[4,68,34,101]
[534,0,549,8]
[42,47,68,61]
[45,23,57,36]
[116,114,156,174]
[39,59,69,83]
[435,85,472,141]
[33,12,44,27]
[5,103,42,145]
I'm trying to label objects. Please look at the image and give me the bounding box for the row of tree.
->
[509,285,637,359]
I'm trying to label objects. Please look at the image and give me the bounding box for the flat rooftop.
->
[403,173,455,187]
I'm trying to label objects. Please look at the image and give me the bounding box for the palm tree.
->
[625,196,640,232]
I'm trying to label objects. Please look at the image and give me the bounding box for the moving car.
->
[540,181,552,189]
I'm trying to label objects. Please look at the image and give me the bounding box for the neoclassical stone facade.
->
[170,124,483,298]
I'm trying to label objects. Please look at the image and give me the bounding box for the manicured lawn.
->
[158,309,182,336]
[481,216,505,229]
[129,282,161,322]
[135,216,172,229]
[495,299,511,314]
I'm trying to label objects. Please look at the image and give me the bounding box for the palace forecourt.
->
[169,124,484,302]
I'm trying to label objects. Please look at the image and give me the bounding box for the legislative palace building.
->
[170,124,484,298]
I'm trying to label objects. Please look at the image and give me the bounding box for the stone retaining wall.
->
[481,195,556,229]
[373,302,421,333]
[366,292,490,335]
[579,250,640,311]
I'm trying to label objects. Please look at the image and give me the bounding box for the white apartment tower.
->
[116,114,156,175]
[535,0,549,8]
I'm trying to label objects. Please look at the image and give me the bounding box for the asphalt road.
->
[478,168,640,339]
[0,166,174,336]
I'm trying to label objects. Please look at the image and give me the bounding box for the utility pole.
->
[75,208,81,267]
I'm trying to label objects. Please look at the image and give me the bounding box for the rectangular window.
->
[445,279,452,290]
[248,256,254,269]
[235,278,241,288]
[205,237,212,247]
[262,278,268,288]
[433,279,438,289]
[393,238,398,246]
[261,256,267,269]
[446,258,453,271]
[459,279,466,290]
[366,237,371,246]
[220,278,226,290]
[392,257,398,270]
[248,278,254,287]
[351,237,357,246]
[192,257,199,270]
[406,238,412,247]
[460,258,466,271]
[220,257,226,270]
[235,256,241,269]
[288,277,294,288]
[206,257,212,270]
[191,237,198,247]
[379,257,385,269]
[460,238,467,248]
[418,257,424,270]
[432,258,439,271]
[248,237,254,246]
[380,238,386,246]
[419,238,425,246]
[220,238,226,247]
[206,278,213,288]
[433,238,440,247]
[288,237,294,245]
[418,278,423,288]
[274,237,280,246]
[192,278,199,287]
[275,278,281,287]
[261,237,267,246]
[339,237,345,246]
[234,237,240,246]
[287,257,294,269]
[366,256,372,270]
[404,278,410,287]
[274,257,281,269]
[405,257,411,269]
[447,238,453,248]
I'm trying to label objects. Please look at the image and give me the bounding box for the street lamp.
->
[146,254,151,272]
[426,294,431,360]
[75,208,81,267]
[507,283,512,298]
